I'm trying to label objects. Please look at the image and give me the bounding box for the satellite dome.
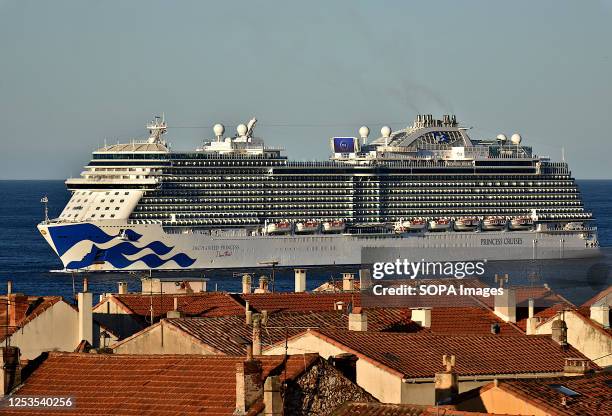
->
[381,126,392,138]
[359,126,370,139]
[511,133,522,145]
[237,124,248,137]
[496,134,507,142]
[213,123,225,137]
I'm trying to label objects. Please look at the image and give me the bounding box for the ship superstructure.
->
[38,114,599,271]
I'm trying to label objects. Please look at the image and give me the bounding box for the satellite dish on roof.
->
[511,133,522,145]
[213,124,225,141]
[381,126,391,138]
[237,124,248,137]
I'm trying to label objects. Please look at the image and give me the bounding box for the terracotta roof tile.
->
[241,292,361,313]
[409,307,524,336]
[3,353,318,416]
[332,402,506,416]
[297,330,596,379]
[493,371,612,416]
[104,292,245,319]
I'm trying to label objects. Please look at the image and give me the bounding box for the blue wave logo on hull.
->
[48,223,196,269]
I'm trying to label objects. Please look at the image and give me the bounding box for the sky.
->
[0,0,611,179]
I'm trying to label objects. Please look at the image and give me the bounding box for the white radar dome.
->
[359,126,370,139]
[496,134,507,142]
[213,123,225,137]
[381,126,392,138]
[511,133,522,145]
[237,124,248,137]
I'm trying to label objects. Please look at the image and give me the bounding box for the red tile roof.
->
[113,309,424,355]
[0,296,64,341]
[581,285,612,308]
[99,292,245,319]
[3,352,318,416]
[288,329,595,379]
[470,371,612,416]
[332,403,505,416]
[241,292,362,313]
[409,307,524,336]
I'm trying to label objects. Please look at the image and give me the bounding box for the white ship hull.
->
[37,221,601,272]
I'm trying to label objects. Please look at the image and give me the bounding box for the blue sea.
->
[0,180,610,304]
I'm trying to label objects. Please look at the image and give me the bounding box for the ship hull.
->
[38,221,601,272]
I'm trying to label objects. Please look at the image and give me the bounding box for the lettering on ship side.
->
[480,237,523,246]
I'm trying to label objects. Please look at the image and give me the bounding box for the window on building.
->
[548,384,581,397]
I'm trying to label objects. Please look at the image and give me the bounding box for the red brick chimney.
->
[8,293,29,329]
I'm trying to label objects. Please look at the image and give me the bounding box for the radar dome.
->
[213,123,225,137]
[511,133,522,145]
[237,124,248,137]
[381,126,391,138]
[359,126,370,139]
[496,134,507,142]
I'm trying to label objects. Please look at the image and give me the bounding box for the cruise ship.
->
[38,114,600,272]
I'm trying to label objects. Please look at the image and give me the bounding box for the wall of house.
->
[536,311,612,367]
[455,386,548,416]
[112,322,219,355]
[8,302,79,360]
[265,333,403,403]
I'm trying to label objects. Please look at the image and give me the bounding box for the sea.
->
[0,180,610,305]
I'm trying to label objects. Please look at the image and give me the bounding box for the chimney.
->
[200,279,208,292]
[0,346,21,395]
[245,301,253,325]
[252,313,262,356]
[342,273,355,291]
[359,268,371,290]
[526,298,539,335]
[78,279,93,345]
[348,307,367,331]
[166,297,182,319]
[254,276,269,294]
[235,355,263,415]
[563,358,590,376]
[334,301,345,311]
[434,355,458,405]
[263,375,282,416]
[590,305,610,328]
[118,281,128,294]
[6,280,12,295]
[493,275,516,323]
[242,274,252,294]
[7,293,28,329]
[294,269,306,293]
[551,319,568,348]
[411,308,432,328]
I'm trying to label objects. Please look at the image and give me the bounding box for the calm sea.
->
[0,180,610,304]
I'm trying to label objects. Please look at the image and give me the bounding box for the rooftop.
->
[240,291,362,313]
[286,329,595,379]
[4,352,318,416]
[332,402,505,416]
[454,371,612,416]
[580,285,612,308]
[0,295,65,341]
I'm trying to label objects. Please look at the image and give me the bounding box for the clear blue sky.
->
[1,0,611,179]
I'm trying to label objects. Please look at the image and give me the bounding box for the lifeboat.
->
[454,217,479,231]
[296,221,319,234]
[266,221,292,235]
[482,217,507,231]
[509,216,534,230]
[406,218,426,231]
[322,220,345,233]
[428,218,450,231]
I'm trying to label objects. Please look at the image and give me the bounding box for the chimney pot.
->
[551,319,568,347]
[242,274,252,294]
[7,280,12,295]
[334,301,344,311]
[528,298,535,318]
[348,309,367,331]
[294,269,306,293]
[411,308,432,328]
[342,273,355,291]
[118,281,128,294]
[83,278,89,293]
[494,286,516,323]
[435,354,458,405]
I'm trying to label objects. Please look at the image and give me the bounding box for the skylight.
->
[549,384,581,397]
